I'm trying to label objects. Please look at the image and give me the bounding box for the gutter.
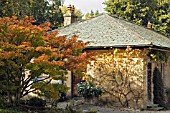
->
[84,44,170,52]
[148,45,170,52]
[84,44,153,50]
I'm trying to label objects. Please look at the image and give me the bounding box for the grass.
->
[0,108,26,113]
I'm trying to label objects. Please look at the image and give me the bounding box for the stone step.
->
[147,103,159,108]
[147,107,164,111]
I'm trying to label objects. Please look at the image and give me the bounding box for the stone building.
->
[57,5,170,108]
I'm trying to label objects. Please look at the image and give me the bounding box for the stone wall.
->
[163,52,170,89]
[86,49,146,109]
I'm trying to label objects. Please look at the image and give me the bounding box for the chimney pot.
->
[64,4,77,26]
[71,5,75,12]
[67,4,72,12]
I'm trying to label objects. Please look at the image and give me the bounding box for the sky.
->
[63,0,106,14]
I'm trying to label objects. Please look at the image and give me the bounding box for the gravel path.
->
[57,100,170,113]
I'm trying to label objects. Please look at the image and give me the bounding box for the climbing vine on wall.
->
[86,47,148,109]
[149,50,168,62]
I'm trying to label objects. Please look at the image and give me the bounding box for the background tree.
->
[153,0,170,36]
[0,16,92,106]
[95,10,99,16]
[104,0,170,37]
[85,10,100,19]
[85,13,91,19]
[0,0,63,29]
[30,0,49,25]
[32,0,64,29]
[90,10,94,17]
[0,0,31,18]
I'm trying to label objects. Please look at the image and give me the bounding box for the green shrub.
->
[77,82,104,99]
[27,97,46,107]
[0,96,7,108]
[0,108,25,113]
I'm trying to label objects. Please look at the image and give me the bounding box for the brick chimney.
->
[147,21,152,29]
[64,5,77,26]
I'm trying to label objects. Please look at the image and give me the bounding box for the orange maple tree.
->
[0,16,92,106]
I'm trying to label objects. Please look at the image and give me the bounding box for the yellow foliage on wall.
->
[86,47,148,109]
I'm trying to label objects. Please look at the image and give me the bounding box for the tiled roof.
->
[58,13,170,49]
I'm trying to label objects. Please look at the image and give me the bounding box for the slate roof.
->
[58,13,170,50]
